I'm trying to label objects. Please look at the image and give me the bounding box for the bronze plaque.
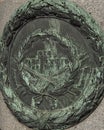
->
[0,0,104,130]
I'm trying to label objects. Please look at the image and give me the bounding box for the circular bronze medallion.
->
[0,0,104,130]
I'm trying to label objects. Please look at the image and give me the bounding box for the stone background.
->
[0,0,104,130]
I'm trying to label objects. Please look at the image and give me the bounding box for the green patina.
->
[0,0,104,130]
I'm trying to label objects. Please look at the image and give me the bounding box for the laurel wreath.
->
[0,0,104,130]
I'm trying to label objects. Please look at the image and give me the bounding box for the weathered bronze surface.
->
[0,0,104,130]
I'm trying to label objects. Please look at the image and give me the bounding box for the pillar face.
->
[0,0,104,130]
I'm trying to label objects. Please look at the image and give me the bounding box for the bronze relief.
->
[0,0,104,130]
